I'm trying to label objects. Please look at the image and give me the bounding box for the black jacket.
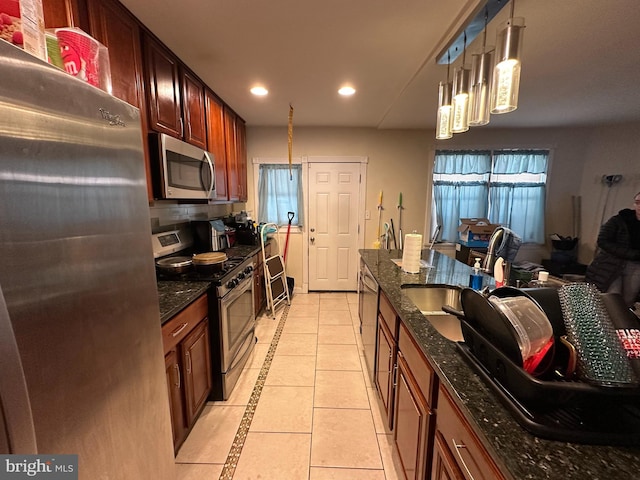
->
[585,208,640,292]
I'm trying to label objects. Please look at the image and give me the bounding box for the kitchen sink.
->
[402,285,464,342]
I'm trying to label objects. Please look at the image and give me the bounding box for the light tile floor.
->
[175,292,404,480]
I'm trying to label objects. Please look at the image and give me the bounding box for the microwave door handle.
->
[203,151,215,198]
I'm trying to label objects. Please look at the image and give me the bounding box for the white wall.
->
[576,122,640,261]
[160,121,640,288]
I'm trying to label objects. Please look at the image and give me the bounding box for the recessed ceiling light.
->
[250,86,269,96]
[338,86,356,96]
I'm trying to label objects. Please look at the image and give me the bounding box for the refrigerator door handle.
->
[0,284,37,453]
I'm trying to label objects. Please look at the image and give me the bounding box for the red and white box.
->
[0,0,46,61]
[55,27,112,92]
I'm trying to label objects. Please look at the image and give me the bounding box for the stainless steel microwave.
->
[150,133,216,200]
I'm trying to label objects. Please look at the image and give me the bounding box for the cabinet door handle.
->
[452,438,476,480]
[392,363,398,387]
[174,364,181,389]
[186,351,192,375]
[171,322,189,337]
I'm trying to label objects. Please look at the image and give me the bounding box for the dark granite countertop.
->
[360,248,640,480]
[157,281,211,325]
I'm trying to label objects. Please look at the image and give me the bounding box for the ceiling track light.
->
[469,9,493,126]
[451,33,470,134]
[436,54,453,140]
[490,0,525,114]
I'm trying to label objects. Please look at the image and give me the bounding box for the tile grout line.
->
[218,304,290,480]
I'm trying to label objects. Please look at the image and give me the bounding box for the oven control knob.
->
[227,279,237,288]
[244,266,254,274]
[237,272,245,280]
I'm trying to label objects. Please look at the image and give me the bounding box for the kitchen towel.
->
[402,233,423,273]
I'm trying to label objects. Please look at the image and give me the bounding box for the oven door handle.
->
[227,327,257,375]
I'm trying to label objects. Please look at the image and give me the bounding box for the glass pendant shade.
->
[452,66,471,133]
[490,17,525,114]
[469,50,494,126]
[436,81,453,140]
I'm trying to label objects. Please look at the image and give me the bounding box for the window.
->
[433,149,548,243]
[257,164,304,226]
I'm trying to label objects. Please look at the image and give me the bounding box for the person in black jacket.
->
[586,191,640,308]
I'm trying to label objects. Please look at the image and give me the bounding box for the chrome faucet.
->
[483,227,504,273]
[428,225,441,250]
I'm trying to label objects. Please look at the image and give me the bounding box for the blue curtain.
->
[433,151,491,242]
[434,150,548,244]
[489,150,548,243]
[258,164,304,226]
[492,150,548,174]
[489,184,546,243]
[434,150,491,174]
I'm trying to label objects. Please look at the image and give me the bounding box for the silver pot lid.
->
[156,256,193,268]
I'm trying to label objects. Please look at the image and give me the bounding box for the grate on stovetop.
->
[156,256,246,283]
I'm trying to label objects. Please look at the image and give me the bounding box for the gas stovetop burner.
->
[156,256,245,283]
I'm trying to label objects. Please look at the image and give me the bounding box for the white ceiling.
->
[120,0,640,130]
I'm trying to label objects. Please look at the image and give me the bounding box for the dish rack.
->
[459,318,640,445]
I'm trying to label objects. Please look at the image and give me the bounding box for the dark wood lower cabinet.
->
[375,318,395,430]
[253,242,272,316]
[432,431,465,480]
[182,318,212,425]
[165,349,187,449]
[394,351,435,480]
[162,294,211,453]
[432,386,506,480]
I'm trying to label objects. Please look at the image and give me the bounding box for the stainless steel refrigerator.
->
[0,41,175,478]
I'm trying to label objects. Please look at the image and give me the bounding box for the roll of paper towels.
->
[402,233,423,273]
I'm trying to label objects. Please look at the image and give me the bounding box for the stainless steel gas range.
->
[153,229,256,400]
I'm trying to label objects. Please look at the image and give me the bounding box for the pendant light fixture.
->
[490,0,525,114]
[451,33,470,133]
[435,54,453,140]
[469,10,493,126]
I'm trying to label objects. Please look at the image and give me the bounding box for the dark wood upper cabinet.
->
[223,106,240,202]
[144,33,183,139]
[181,68,207,149]
[42,0,90,31]
[235,118,248,202]
[205,89,229,201]
[86,0,153,202]
[43,0,247,204]
[87,0,144,109]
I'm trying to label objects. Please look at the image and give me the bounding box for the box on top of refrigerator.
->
[0,0,46,61]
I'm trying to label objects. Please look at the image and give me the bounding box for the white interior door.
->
[308,162,361,291]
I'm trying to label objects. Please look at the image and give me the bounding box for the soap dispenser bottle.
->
[469,257,483,290]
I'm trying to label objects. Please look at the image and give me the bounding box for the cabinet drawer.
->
[379,290,398,340]
[162,294,208,352]
[436,386,505,480]
[399,322,437,408]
